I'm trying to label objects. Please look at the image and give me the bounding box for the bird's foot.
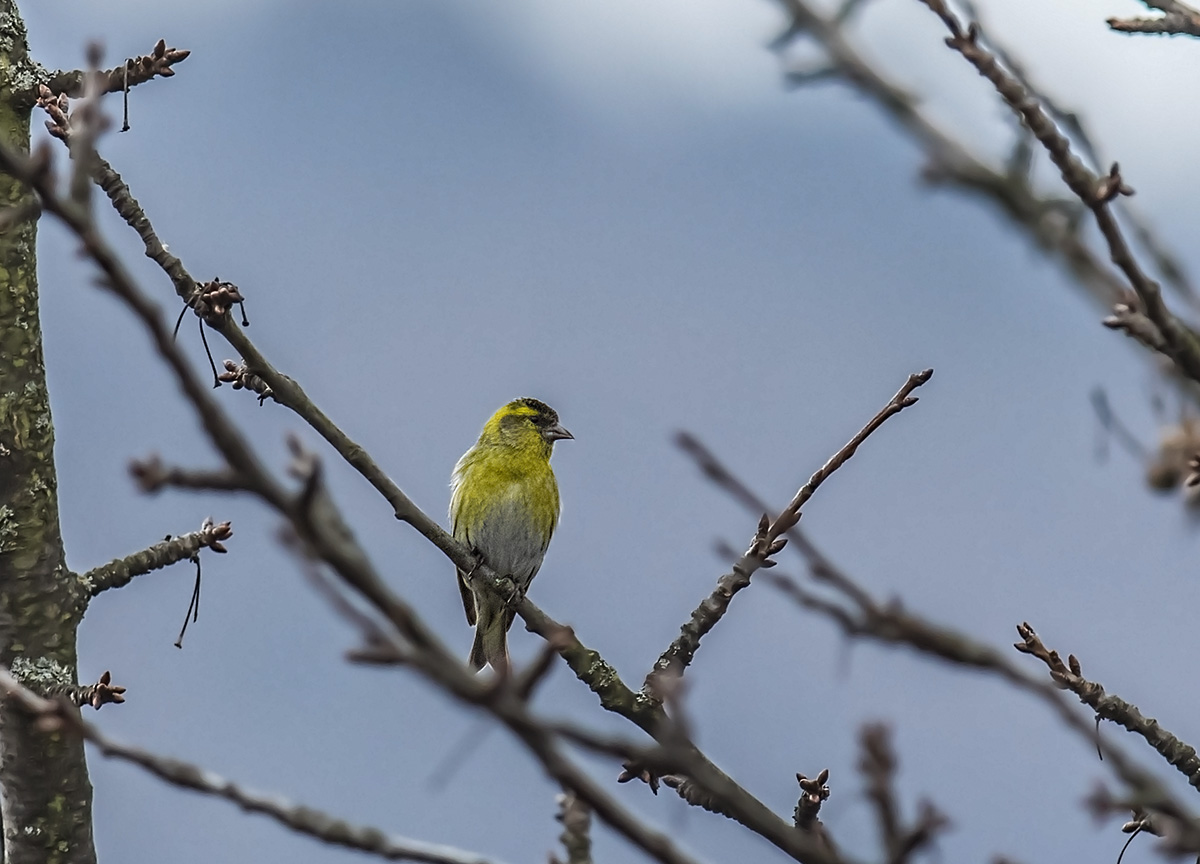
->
[504,579,528,608]
[463,548,484,583]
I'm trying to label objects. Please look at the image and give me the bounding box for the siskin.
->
[450,397,572,672]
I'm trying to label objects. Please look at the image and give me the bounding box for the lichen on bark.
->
[0,1,97,861]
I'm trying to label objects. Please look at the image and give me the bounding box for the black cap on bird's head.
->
[505,397,573,443]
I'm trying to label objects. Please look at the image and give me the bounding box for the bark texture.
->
[0,2,97,861]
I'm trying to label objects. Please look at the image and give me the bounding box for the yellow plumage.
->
[450,398,572,672]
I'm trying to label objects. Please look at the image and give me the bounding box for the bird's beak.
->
[545,423,574,442]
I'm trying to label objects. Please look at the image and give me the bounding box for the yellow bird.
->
[450,398,572,672]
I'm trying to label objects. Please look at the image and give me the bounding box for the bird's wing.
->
[457,569,476,626]
[449,458,478,626]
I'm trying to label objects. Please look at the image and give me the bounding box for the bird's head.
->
[481,397,573,456]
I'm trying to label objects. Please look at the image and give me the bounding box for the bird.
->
[450,397,572,672]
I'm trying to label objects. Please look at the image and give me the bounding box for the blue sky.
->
[21,2,1200,863]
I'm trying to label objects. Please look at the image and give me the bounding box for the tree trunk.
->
[0,2,97,861]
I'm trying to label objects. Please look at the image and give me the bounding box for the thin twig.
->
[915,0,1200,388]
[0,671,506,864]
[1090,387,1149,462]
[1107,0,1200,36]
[1015,623,1200,791]
[858,724,948,864]
[35,39,190,106]
[551,790,593,864]
[686,444,1200,843]
[52,138,850,864]
[80,518,232,596]
[771,0,1130,310]
[0,137,718,864]
[794,769,832,842]
[9,661,127,710]
[643,370,932,691]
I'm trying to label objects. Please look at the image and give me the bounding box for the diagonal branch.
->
[84,155,456,559]
[1015,623,1200,791]
[643,369,932,691]
[915,0,1200,388]
[858,724,948,864]
[62,137,853,864]
[517,599,841,863]
[36,39,190,105]
[771,0,1200,393]
[0,136,779,864]
[772,0,1130,309]
[0,670,506,864]
[80,518,232,596]
[551,789,593,864]
[684,437,1200,844]
[9,661,126,710]
[1107,0,1200,36]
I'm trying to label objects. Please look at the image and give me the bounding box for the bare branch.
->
[19,87,867,864]
[90,154,197,300]
[773,370,932,542]
[85,151,466,567]
[0,670,506,864]
[10,661,126,710]
[860,725,900,850]
[685,434,1200,838]
[36,39,190,104]
[127,454,245,494]
[771,0,1131,311]
[764,566,1200,831]
[644,370,932,690]
[915,0,1200,387]
[68,671,127,710]
[794,769,834,852]
[0,138,727,864]
[1015,623,1200,791]
[773,0,1200,396]
[1106,0,1200,36]
[1102,299,1169,357]
[551,790,593,864]
[80,518,233,596]
[859,724,948,864]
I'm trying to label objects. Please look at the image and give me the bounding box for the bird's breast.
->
[468,482,554,580]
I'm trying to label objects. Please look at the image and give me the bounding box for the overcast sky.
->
[19,2,1200,863]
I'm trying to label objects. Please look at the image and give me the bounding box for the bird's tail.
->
[469,592,511,674]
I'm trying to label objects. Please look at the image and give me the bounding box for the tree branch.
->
[772,0,1133,310]
[771,0,1200,405]
[44,135,860,861]
[35,39,189,105]
[915,0,1200,388]
[0,669,506,864]
[643,370,932,691]
[84,152,461,558]
[859,724,948,864]
[1015,623,1200,791]
[551,790,593,864]
[682,433,1200,845]
[1107,0,1200,36]
[9,661,125,710]
[0,133,754,864]
[80,518,232,596]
